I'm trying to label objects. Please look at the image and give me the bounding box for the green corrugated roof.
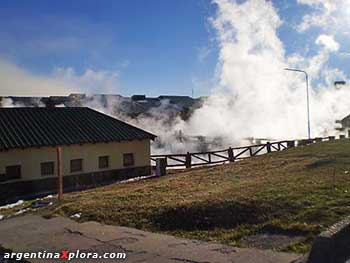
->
[0,107,156,151]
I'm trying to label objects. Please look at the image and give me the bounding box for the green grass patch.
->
[5,139,350,254]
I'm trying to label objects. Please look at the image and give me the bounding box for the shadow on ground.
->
[152,200,274,231]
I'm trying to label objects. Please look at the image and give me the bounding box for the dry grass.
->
[8,139,350,253]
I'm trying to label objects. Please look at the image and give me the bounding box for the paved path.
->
[0,215,300,263]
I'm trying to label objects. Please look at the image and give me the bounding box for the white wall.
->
[0,139,150,182]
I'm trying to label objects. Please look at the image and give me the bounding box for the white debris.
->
[34,194,55,202]
[14,208,29,215]
[0,200,24,210]
[48,202,53,206]
[70,213,82,219]
[345,171,349,174]
[120,176,150,184]
[0,215,4,220]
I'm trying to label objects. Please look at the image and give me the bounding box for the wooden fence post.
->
[185,152,192,169]
[266,142,271,153]
[57,147,63,201]
[249,146,253,156]
[287,140,295,148]
[228,147,235,162]
[156,158,167,177]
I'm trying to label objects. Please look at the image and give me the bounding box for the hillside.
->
[5,139,350,254]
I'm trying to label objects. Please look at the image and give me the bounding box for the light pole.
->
[284,68,311,139]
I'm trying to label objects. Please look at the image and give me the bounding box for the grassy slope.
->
[31,140,350,253]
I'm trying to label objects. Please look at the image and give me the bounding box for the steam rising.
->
[0,60,119,96]
[132,0,350,152]
[183,0,350,143]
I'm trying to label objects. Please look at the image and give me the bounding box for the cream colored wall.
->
[0,139,150,182]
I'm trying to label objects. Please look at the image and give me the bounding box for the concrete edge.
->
[307,215,350,263]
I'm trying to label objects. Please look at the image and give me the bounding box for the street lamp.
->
[284,68,311,139]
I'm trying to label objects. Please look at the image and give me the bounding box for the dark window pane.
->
[41,162,54,176]
[0,174,5,183]
[5,165,21,180]
[70,159,83,173]
[123,153,134,167]
[99,156,109,169]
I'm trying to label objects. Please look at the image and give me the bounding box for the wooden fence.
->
[150,135,338,169]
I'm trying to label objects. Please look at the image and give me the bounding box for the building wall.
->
[0,139,151,182]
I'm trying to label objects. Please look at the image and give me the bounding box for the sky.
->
[0,0,350,97]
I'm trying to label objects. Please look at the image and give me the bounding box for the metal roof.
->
[0,107,156,151]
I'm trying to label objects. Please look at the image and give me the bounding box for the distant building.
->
[0,107,155,204]
[0,94,206,119]
[336,114,350,137]
[334,81,346,87]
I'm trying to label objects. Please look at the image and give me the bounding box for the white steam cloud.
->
[118,0,350,152]
[296,0,350,33]
[315,35,339,52]
[181,0,350,144]
[0,59,119,96]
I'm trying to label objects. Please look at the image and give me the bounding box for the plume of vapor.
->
[0,59,119,96]
[178,0,350,145]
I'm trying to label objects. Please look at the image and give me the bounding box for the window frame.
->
[123,153,135,167]
[4,165,21,181]
[98,156,109,169]
[41,161,55,176]
[70,159,83,173]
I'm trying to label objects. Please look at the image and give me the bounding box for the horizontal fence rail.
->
[151,135,338,169]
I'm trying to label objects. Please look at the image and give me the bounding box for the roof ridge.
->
[86,108,156,138]
[0,107,156,151]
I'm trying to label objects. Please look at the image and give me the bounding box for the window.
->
[41,162,54,176]
[99,156,109,169]
[5,165,21,180]
[123,153,134,167]
[0,174,6,183]
[70,159,83,173]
